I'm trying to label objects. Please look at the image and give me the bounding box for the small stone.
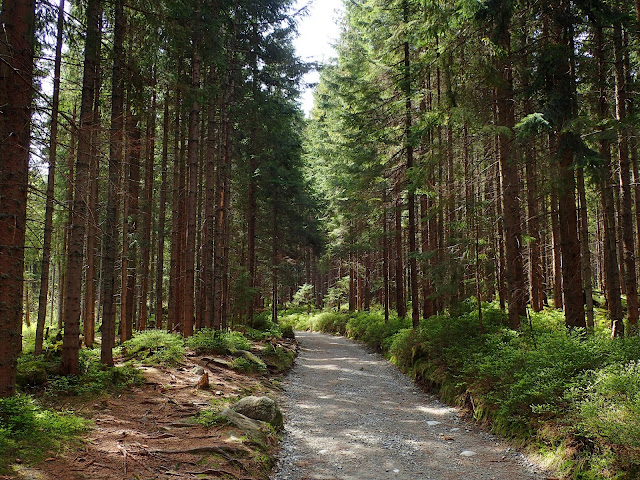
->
[426,420,441,426]
[393,469,400,473]
[216,390,223,396]
[192,366,205,375]
[450,427,460,432]
[460,450,477,457]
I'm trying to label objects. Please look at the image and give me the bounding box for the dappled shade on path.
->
[273,331,543,480]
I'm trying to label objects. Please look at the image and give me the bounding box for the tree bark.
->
[246,20,259,326]
[0,0,35,396]
[403,2,419,327]
[548,8,584,329]
[550,180,563,309]
[122,105,141,342]
[203,69,216,329]
[494,18,525,329]
[613,18,638,333]
[35,0,64,356]
[100,0,123,363]
[594,21,623,335]
[394,182,406,318]
[168,80,182,332]
[83,57,101,348]
[139,82,156,331]
[61,0,101,375]
[577,168,595,331]
[184,10,201,337]
[383,187,390,323]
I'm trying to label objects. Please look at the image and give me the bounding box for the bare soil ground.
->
[10,340,297,480]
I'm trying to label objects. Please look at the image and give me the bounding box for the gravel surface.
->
[272,331,546,480]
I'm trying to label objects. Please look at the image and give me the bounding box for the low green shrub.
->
[0,395,87,472]
[121,330,185,366]
[310,312,349,334]
[279,312,312,331]
[346,311,410,351]
[281,325,295,339]
[187,329,251,355]
[251,311,276,331]
[261,343,296,371]
[45,349,142,397]
[195,408,229,427]
[572,361,640,476]
[232,356,266,373]
[194,398,233,427]
[16,356,57,391]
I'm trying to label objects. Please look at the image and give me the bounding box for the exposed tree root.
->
[150,445,249,457]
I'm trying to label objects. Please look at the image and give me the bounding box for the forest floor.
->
[272,331,551,480]
[9,341,297,480]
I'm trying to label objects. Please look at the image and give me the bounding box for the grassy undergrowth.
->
[280,302,640,479]
[0,395,88,473]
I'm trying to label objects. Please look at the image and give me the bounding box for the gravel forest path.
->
[272,331,545,480]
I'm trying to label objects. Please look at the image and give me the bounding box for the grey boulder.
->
[232,395,283,431]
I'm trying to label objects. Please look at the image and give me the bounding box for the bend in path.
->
[273,331,544,480]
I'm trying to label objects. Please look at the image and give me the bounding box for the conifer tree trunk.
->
[382,187,390,323]
[548,8,584,329]
[100,33,122,356]
[176,96,188,329]
[122,108,141,341]
[203,70,216,329]
[349,252,356,312]
[494,14,525,329]
[58,118,74,330]
[195,117,205,330]
[403,1,419,327]
[577,168,595,330]
[394,182,406,318]
[155,97,170,330]
[213,97,226,329]
[615,187,626,295]
[35,0,64,356]
[272,201,279,323]
[519,22,544,312]
[420,193,434,318]
[494,158,507,310]
[247,19,259,326]
[364,253,371,311]
[168,84,182,332]
[184,12,201,337]
[214,55,235,329]
[525,149,543,312]
[83,68,101,347]
[550,180,563,309]
[621,30,640,295]
[483,159,496,302]
[594,22,623,335]
[420,75,435,320]
[613,18,638,333]
[139,84,156,331]
[61,0,101,375]
[556,130,585,330]
[0,0,36,396]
